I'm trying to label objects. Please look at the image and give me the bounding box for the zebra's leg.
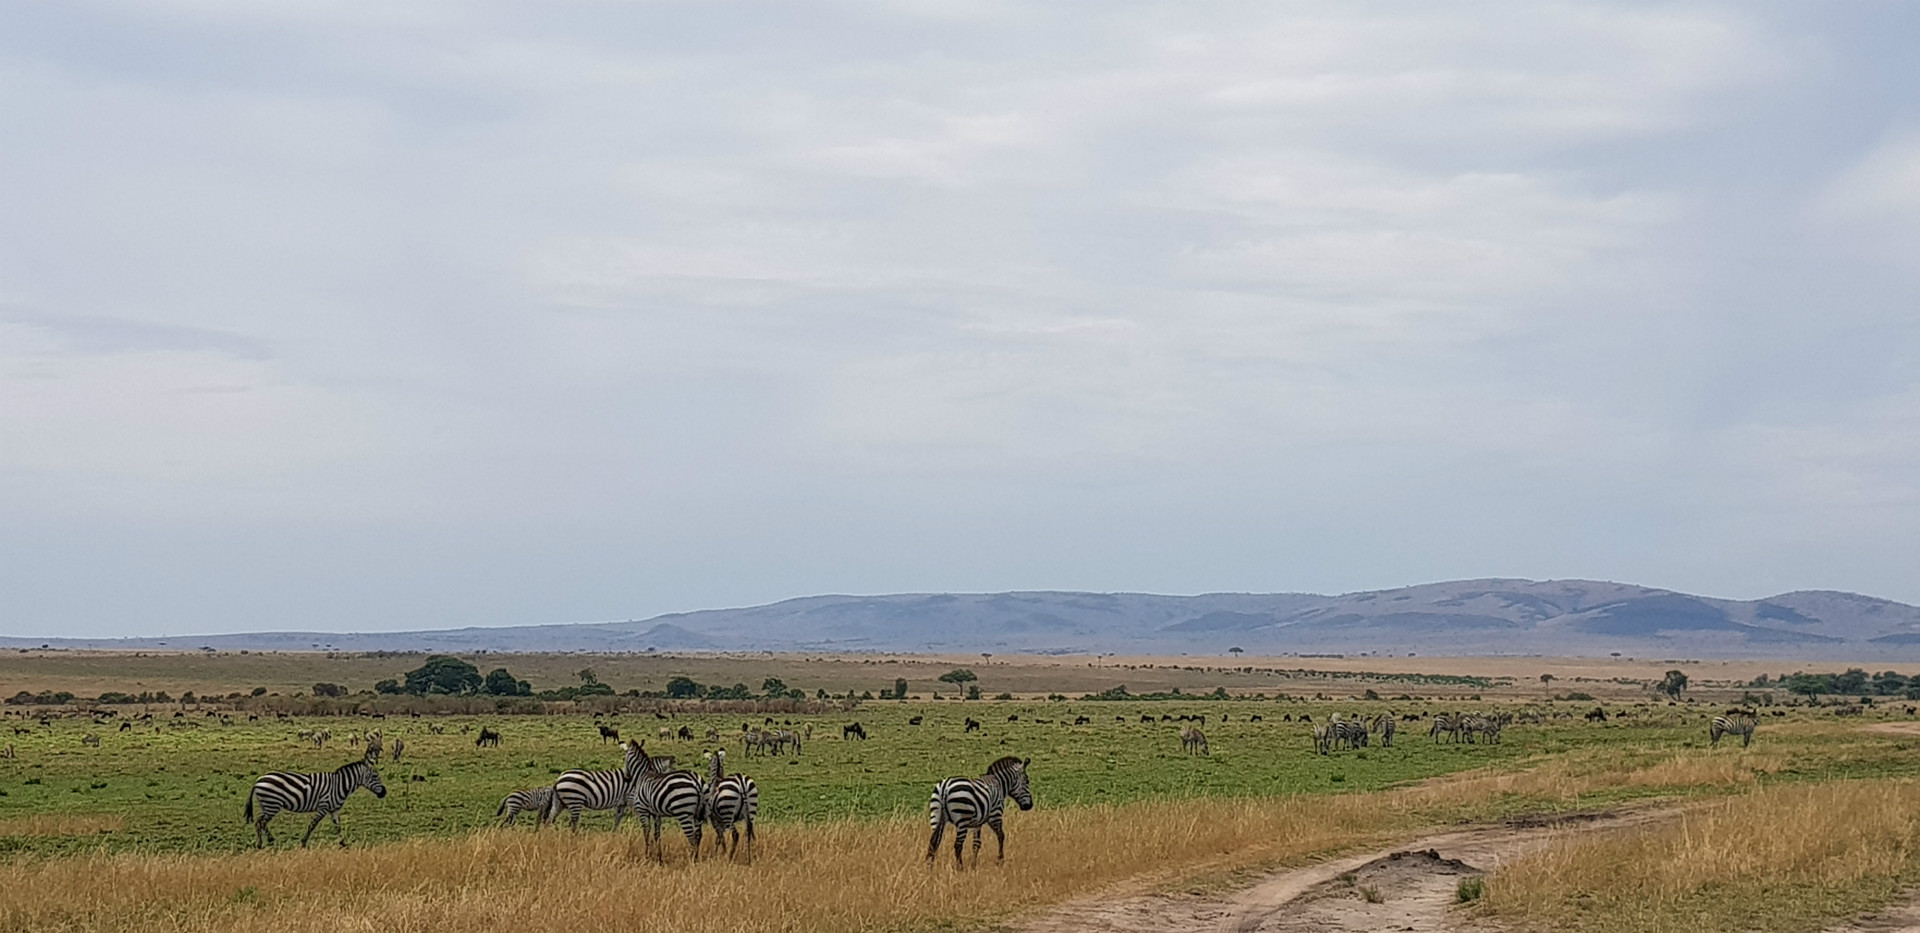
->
[953,825,968,868]
[971,825,984,864]
[743,817,755,864]
[300,811,326,847]
[926,818,946,864]
[684,817,702,862]
[255,815,271,849]
[989,816,1006,861]
[330,811,347,845]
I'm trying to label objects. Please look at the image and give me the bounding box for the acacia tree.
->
[403,656,483,696]
[937,668,978,687]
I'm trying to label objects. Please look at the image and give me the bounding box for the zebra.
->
[363,730,381,759]
[547,740,651,830]
[391,737,405,762]
[705,749,758,862]
[628,756,706,862]
[495,787,554,828]
[80,733,100,747]
[927,756,1034,867]
[1179,726,1209,755]
[1371,713,1396,747]
[1710,715,1756,748]
[244,752,388,848]
[1312,723,1331,755]
[1321,718,1367,751]
[743,730,770,757]
[1429,713,1462,744]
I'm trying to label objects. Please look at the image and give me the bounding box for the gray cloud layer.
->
[3,1,1916,636]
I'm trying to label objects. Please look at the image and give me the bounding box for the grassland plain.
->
[3,651,1920,933]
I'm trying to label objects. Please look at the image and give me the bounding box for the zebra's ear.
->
[1021,757,1030,770]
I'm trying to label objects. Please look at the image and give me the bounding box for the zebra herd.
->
[1427,711,1510,745]
[1311,713,1398,754]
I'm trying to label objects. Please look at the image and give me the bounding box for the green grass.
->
[0,701,1905,857]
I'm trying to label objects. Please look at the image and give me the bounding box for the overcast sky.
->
[3,2,1917,638]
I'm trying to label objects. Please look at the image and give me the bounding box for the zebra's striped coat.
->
[1710,715,1756,748]
[244,754,387,848]
[705,749,758,862]
[628,760,706,862]
[547,740,651,830]
[495,787,554,828]
[927,756,1033,867]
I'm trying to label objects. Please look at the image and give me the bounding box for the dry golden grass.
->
[0,814,123,838]
[0,796,1418,933]
[1480,778,1920,933]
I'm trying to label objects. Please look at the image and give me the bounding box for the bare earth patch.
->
[1002,806,1683,933]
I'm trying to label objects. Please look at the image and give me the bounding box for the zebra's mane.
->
[984,755,1027,776]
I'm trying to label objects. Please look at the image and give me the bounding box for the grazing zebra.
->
[705,749,758,862]
[1710,715,1756,748]
[928,756,1033,867]
[1179,726,1209,755]
[1429,713,1462,744]
[1371,713,1396,747]
[391,737,405,762]
[743,730,770,757]
[629,756,706,862]
[495,787,554,828]
[244,752,388,848]
[362,730,381,759]
[547,740,651,830]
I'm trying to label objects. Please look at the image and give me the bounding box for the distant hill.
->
[6,579,1919,659]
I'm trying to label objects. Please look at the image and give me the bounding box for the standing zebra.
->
[1179,726,1209,755]
[495,787,554,828]
[547,740,651,830]
[927,756,1034,867]
[1371,713,1396,747]
[1710,714,1756,748]
[627,755,706,862]
[704,749,759,863]
[1429,713,1461,744]
[244,751,388,848]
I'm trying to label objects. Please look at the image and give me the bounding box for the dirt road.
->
[1002,807,1683,933]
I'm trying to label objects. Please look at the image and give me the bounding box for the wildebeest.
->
[964,718,981,733]
[908,716,924,726]
[677,725,693,741]
[843,722,868,741]
[598,724,620,744]
[475,727,502,747]
[1073,716,1090,725]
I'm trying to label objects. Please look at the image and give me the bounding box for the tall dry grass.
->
[0,795,1416,933]
[1480,778,1920,933]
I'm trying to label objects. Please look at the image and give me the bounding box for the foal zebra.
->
[705,749,759,862]
[495,787,554,828]
[927,756,1034,867]
[1180,726,1209,755]
[547,740,651,830]
[244,752,388,848]
[1371,713,1396,747]
[1710,715,1756,748]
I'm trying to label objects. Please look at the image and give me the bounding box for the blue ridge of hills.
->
[6,579,1920,660]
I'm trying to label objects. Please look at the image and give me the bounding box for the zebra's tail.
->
[243,790,254,824]
[495,797,508,817]
[544,787,562,823]
[928,784,948,828]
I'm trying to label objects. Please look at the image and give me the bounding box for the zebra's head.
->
[987,756,1033,811]
[345,759,387,798]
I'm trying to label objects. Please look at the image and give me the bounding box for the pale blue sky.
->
[3,2,1917,637]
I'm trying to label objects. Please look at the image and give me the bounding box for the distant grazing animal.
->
[658,727,672,740]
[927,756,1034,867]
[1073,716,1090,725]
[1249,715,1263,722]
[843,722,867,741]
[244,752,387,848]
[1370,713,1396,747]
[1585,707,1608,723]
[81,733,100,747]
[475,727,501,747]
[361,731,379,758]
[705,727,719,741]
[118,721,131,732]
[705,749,758,863]
[390,738,404,763]
[677,725,693,741]
[1,744,12,759]
[598,724,619,744]
[1710,714,1756,748]
[908,716,924,726]
[964,718,981,733]
[1179,726,1208,755]
[495,787,554,828]
[1140,715,1154,723]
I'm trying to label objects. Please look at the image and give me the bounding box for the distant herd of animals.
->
[0,700,1810,861]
